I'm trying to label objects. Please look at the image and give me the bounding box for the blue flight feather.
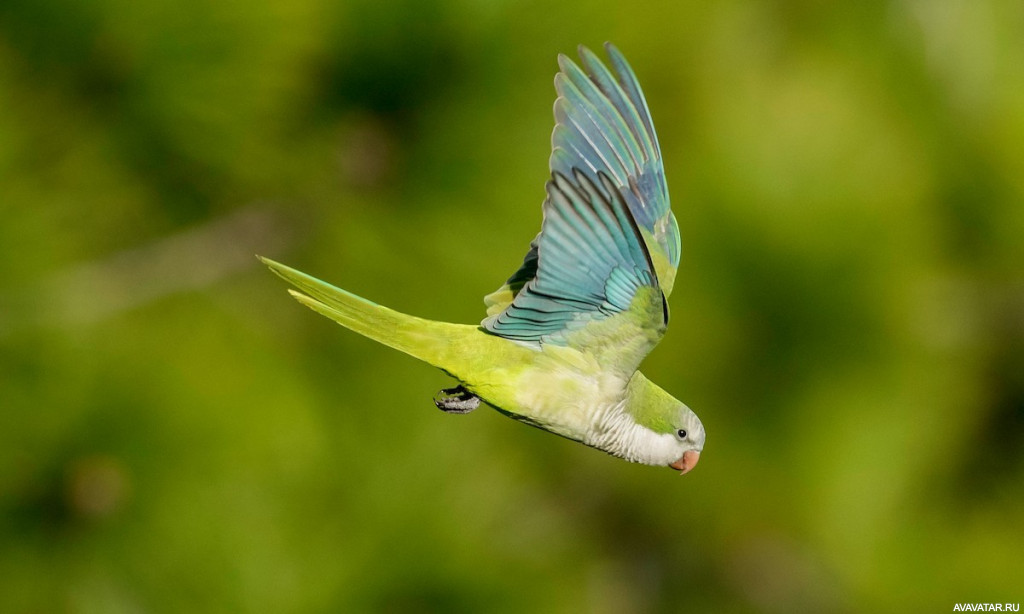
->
[482,170,662,344]
[553,44,679,270]
[482,44,680,348]
[487,43,681,328]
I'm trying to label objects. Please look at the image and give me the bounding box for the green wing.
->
[482,170,667,371]
[484,43,680,316]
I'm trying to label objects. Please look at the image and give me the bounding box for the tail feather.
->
[260,256,465,371]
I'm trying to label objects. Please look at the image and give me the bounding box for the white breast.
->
[583,404,682,466]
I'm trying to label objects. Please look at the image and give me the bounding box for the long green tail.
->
[260,257,472,374]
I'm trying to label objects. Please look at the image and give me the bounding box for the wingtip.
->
[287,288,328,315]
[257,254,280,268]
[287,288,324,311]
[603,42,631,74]
[260,256,306,287]
[579,43,601,61]
[576,44,602,75]
[553,70,566,90]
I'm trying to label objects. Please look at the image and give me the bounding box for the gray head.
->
[667,404,705,474]
[623,373,707,474]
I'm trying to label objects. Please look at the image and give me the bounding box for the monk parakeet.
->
[262,43,705,473]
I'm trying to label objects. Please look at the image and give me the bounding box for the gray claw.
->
[433,385,480,414]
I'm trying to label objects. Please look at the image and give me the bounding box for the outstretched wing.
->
[482,170,667,373]
[484,43,680,317]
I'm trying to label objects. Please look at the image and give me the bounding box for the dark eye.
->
[676,429,687,439]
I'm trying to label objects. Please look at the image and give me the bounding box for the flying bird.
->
[262,43,705,474]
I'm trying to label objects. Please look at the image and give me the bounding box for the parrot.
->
[261,43,705,474]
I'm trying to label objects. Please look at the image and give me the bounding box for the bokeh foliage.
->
[2,0,1022,611]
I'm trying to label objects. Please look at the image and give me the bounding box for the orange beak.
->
[669,450,700,475]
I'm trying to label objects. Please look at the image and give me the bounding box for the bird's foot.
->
[433,385,480,414]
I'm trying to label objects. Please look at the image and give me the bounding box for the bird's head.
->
[667,404,705,475]
[623,373,706,474]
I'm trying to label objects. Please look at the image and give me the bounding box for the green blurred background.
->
[1,0,1022,611]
